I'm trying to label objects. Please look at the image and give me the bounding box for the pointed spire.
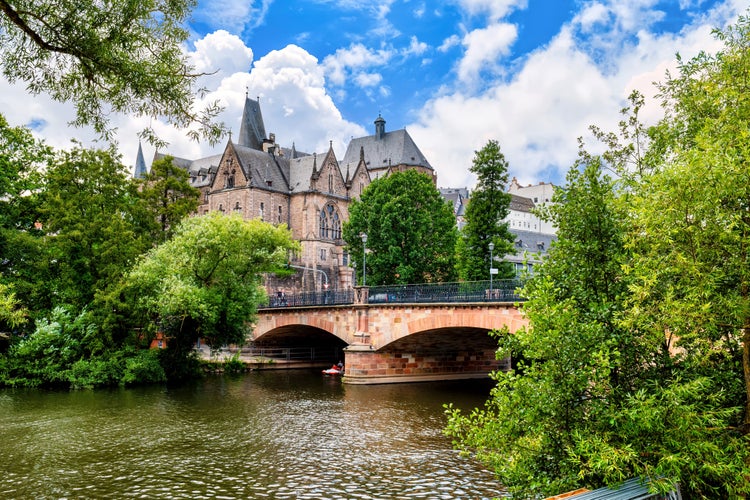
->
[134,141,147,179]
[291,142,297,159]
[238,93,267,150]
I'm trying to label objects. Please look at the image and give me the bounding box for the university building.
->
[135,95,436,293]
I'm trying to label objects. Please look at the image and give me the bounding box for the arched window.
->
[319,204,341,240]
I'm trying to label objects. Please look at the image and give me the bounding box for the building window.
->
[320,249,326,261]
[233,201,241,213]
[218,204,224,213]
[342,251,349,266]
[278,206,283,223]
[328,172,334,192]
[259,202,265,220]
[319,204,341,240]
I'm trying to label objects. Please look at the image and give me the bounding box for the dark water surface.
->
[0,371,505,499]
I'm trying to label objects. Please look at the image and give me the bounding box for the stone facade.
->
[149,96,434,294]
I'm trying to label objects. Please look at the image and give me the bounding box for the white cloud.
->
[439,34,461,52]
[458,0,527,22]
[191,0,271,34]
[408,2,743,189]
[404,36,429,57]
[189,30,254,90]
[457,23,518,83]
[323,43,393,87]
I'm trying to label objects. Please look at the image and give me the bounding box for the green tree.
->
[446,155,636,498]
[138,155,200,242]
[0,114,52,319]
[40,144,152,307]
[343,169,457,285]
[456,140,515,281]
[445,17,750,497]
[124,212,298,380]
[0,0,223,145]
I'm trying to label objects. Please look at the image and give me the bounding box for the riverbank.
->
[197,345,329,373]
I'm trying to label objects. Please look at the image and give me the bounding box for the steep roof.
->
[134,142,147,178]
[340,115,433,172]
[237,96,267,151]
[233,144,291,191]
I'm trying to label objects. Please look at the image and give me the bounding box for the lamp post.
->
[489,241,495,296]
[361,233,368,286]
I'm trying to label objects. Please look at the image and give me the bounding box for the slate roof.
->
[288,154,319,193]
[233,144,291,192]
[153,152,222,189]
[509,193,535,212]
[134,142,147,178]
[340,118,433,173]
[237,96,266,151]
[509,228,557,256]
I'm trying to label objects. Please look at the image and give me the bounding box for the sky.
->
[1,0,747,189]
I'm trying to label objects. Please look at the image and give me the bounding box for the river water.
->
[0,371,506,499]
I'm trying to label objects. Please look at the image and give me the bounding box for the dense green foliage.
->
[456,140,515,281]
[0,0,223,146]
[138,155,201,242]
[124,213,298,380]
[343,169,458,285]
[446,16,750,498]
[0,116,296,387]
[40,144,153,308]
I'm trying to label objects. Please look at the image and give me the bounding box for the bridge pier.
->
[342,344,508,385]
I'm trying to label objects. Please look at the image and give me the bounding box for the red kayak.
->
[322,367,344,375]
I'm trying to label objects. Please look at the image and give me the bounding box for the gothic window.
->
[233,201,241,213]
[328,172,334,192]
[278,205,283,223]
[320,248,326,261]
[259,202,265,221]
[319,204,341,240]
[319,209,329,238]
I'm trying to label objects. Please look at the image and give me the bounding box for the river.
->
[0,371,506,499]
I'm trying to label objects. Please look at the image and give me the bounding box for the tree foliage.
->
[0,0,224,146]
[456,140,515,281]
[343,169,458,285]
[0,114,52,319]
[446,15,750,498]
[40,144,152,308]
[124,212,299,378]
[138,155,200,242]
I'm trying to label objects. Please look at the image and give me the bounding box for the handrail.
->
[258,280,524,310]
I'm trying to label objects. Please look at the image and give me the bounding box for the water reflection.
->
[0,372,505,499]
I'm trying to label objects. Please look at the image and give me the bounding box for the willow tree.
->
[0,0,223,145]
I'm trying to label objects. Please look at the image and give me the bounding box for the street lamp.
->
[361,232,368,286]
[489,241,495,296]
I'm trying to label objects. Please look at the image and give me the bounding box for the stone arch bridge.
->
[251,284,527,384]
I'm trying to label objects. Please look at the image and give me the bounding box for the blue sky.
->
[0,0,745,189]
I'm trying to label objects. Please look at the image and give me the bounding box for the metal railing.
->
[258,279,524,310]
[233,346,343,361]
[367,279,524,304]
[262,289,355,308]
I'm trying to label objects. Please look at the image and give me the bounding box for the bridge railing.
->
[367,279,525,304]
[260,288,355,309]
[258,279,524,310]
